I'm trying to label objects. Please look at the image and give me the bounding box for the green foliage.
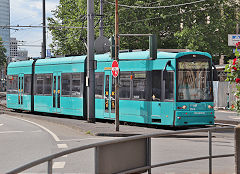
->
[0,37,6,67]
[174,0,238,61]
[48,0,240,60]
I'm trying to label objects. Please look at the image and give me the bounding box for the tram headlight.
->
[182,105,187,109]
[208,105,213,109]
[177,105,187,109]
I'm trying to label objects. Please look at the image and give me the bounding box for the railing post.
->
[48,160,53,174]
[235,125,240,174]
[147,137,151,174]
[208,130,212,174]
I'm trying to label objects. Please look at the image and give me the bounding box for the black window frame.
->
[119,71,132,100]
[24,74,32,95]
[34,73,53,96]
[61,72,84,98]
[7,75,18,94]
[176,54,214,102]
[119,71,150,101]
[164,71,175,102]
[152,70,162,101]
[95,72,104,99]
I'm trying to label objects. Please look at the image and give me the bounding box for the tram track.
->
[0,91,235,131]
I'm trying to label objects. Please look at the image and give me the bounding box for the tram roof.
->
[8,51,211,68]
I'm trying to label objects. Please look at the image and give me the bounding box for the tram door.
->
[18,74,24,109]
[104,71,115,118]
[53,72,61,113]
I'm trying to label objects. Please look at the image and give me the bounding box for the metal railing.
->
[7,126,235,174]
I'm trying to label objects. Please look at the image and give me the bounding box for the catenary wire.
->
[105,0,206,9]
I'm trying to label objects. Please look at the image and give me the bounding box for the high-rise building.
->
[0,0,10,58]
[0,0,10,91]
[10,37,18,59]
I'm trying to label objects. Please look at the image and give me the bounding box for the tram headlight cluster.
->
[208,105,214,109]
[177,105,187,109]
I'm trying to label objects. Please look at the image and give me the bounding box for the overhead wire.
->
[104,0,207,9]
[99,5,217,29]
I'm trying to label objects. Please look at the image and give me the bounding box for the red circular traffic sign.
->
[112,60,119,78]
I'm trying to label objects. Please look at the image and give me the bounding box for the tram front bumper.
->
[175,111,215,126]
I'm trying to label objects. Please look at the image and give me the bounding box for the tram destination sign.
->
[178,61,209,70]
[112,60,119,78]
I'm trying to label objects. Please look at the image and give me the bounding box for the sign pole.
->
[115,0,119,131]
[87,0,95,123]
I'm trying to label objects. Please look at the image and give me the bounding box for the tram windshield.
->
[177,60,213,101]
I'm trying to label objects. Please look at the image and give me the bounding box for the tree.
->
[174,0,240,63]
[48,0,240,62]
[0,37,6,67]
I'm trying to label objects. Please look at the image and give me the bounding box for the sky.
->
[10,0,59,57]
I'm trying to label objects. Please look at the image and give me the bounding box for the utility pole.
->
[87,0,95,123]
[99,0,104,37]
[42,0,46,58]
[115,0,120,131]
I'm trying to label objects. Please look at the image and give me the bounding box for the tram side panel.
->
[34,61,85,116]
[7,61,33,111]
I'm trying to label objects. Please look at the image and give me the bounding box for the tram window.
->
[152,70,161,101]
[36,75,44,95]
[24,74,31,95]
[132,72,147,100]
[119,72,131,99]
[7,75,18,94]
[95,72,104,99]
[165,71,174,101]
[72,73,81,97]
[43,74,52,95]
[62,73,71,96]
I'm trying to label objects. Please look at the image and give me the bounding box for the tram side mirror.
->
[163,70,167,81]
[213,70,219,81]
[212,64,219,81]
[163,61,171,80]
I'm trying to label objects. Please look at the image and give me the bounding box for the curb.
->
[2,110,235,137]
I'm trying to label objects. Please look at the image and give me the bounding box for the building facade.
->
[0,0,10,91]
[0,0,10,58]
[10,38,28,61]
[10,37,18,60]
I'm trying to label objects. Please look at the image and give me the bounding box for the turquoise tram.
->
[7,51,215,126]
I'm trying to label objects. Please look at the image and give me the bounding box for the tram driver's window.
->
[152,70,161,101]
[165,71,174,101]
